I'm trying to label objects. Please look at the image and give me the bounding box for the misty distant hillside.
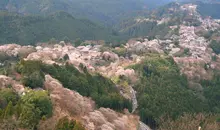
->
[0,0,175,26]
[196,1,220,19]
[0,11,117,45]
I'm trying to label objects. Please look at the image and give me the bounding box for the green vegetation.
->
[129,54,220,129]
[48,38,58,45]
[197,2,220,19]
[63,36,71,44]
[22,71,45,89]
[203,30,214,39]
[42,63,132,111]
[131,54,207,128]
[18,90,52,129]
[212,55,217,61]
[0,11,118,45]
[210,40,220,54]
[16,60,45,88]
[0,88,18,109]
[119,19,179,40]
[0,52,10,62]
[16,60,132,112]
[63,54,70,61]
[201,73,220,113]
[0,1,190,45]
[55,117,85,130]
[0,88,52,129]
[112,47,127,57]
[1,1,220,129]
[184,48,190,55]
[159,113,220,130]
[0,1,219,46]
[119,21,157,37]
[0,0,172,27]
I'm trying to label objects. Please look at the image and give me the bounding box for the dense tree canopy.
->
[0,11,118,45]
[0,88,52,129]
[16,60,132,112]
[131,54,208,128]
[55,117,85,130]
[210,40,220,54]
[0,0,173,27]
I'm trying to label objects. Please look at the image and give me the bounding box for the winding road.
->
[139,121,152,130]
[130,85,138,113]
[130,86,151,130]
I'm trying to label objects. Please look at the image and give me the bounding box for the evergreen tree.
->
[63,36,70,43]
[4,101,13,118]
[63,54,69,61]
[49,38,57,45]
[0,109,3,119]
[73,122,85,130]
[18,104,41,129]
[22,71,44,89]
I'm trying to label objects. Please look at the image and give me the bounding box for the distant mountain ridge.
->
[196,1,220,19]
[0,11,117,45]
[0,0,176,26]
[0,0,219,45]
[116,0,220,38]
[1,0,219,26]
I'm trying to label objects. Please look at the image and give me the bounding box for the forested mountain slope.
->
[117,1,220,39]
[117,2,183,39]
[0,11,117,45]
[197,1,220,19]
[1,0,219,43]
[0,0,174,26]
[1,0,220,130]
